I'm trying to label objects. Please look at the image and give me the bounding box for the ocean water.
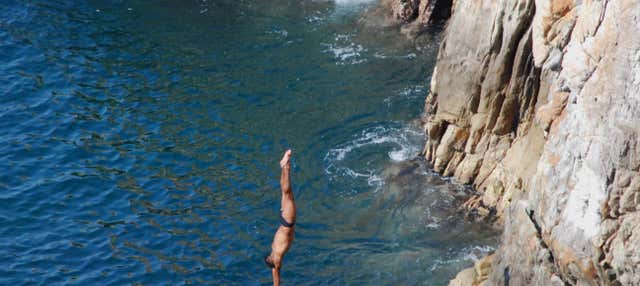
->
[0,0,497,285]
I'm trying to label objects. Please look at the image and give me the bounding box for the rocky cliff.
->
[418,0,640,285]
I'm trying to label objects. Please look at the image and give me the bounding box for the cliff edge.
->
[420,0,640,285]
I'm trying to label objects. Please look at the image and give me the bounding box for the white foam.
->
[388,147,414,162]
[372,52,421,60]
[366,174,383,187]
[322,34,367,65]
[398,85,425,97]
[383,85,426,107]
[373,52,387,59]
[325,125,422,164]
[307,14,325,24]
[266,29,289,38]
[424,208,441,229]
[342,168,372,178]
[323,124,424,195]
[429,244,495,271]
[425,222,440,229]
[323,43,366,65]
[461,245,495,262]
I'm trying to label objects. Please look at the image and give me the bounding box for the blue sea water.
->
[0,0,497,285]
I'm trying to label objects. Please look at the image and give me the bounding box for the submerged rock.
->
[419,0,640,284]
[358,158,498,244]
[376,159,470,233]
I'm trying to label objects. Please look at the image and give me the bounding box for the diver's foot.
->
[280,149,292,169]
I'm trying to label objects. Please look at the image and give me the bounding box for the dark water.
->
[1,0,497,285]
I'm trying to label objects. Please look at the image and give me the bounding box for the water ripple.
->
[0,0,494,285]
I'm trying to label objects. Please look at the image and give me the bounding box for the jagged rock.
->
[420,0,640,284]
[449,267,477,286]
[448,253,495,286]
[386,0,419,23]
[608,213,640,285]
[421,0,541,213]
[368,0,453,38]
[474,254,494,281]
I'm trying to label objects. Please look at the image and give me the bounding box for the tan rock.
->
[482,180,504,210]
[535,91,569,131]
[390,0,419,23]
[474,254,495,281]
[422,0,640,284]
[449,267,477,286]
[453,155,483,184]
[444,151,465,177]
[433,125,469,172]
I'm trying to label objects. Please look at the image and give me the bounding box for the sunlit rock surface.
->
[420,0,640,284]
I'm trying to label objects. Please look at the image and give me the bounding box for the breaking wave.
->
[323,123,424,194]
[325,124,423,164]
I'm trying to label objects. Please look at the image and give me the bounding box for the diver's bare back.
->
[265,150,296,286]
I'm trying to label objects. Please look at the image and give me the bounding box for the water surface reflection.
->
[0,0,496,285]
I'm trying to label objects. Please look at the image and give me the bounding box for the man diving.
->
[265,149,296,286]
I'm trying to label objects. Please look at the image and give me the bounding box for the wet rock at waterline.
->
[419,0,640,284]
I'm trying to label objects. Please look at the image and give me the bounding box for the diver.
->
[264,149,296,286]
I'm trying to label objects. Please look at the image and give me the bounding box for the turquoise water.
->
[1,0,497,285]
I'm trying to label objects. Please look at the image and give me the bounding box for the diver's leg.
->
[279,150,295,222]
[280,149,292,194]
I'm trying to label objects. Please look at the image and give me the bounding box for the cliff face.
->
[421,0,640,285]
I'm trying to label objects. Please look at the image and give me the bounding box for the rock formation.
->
[449,254,495,286]
[364,0,453,37]
[418,0,640,284]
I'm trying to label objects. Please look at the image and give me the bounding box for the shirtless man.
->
[265,149,296,286]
